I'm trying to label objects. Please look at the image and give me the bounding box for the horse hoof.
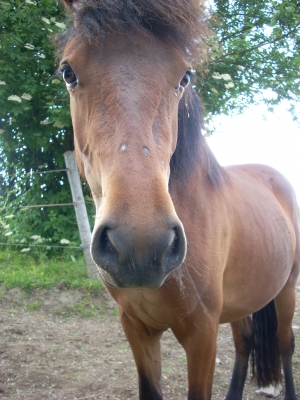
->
[255,384,282,398]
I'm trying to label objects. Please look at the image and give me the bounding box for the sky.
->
[206,103,300,204]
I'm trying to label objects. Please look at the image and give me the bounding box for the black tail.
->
[251,300,282,387]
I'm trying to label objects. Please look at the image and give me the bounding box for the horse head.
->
[59,0,207,288]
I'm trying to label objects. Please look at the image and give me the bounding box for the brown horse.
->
[57,1,300,399]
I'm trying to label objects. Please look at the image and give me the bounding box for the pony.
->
[57,1,300,398]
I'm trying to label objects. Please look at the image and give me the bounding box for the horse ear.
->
[61,0,77,10]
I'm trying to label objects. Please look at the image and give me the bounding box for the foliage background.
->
[0,0,299,255]
[201,0,300,118]
[0,0,79,254]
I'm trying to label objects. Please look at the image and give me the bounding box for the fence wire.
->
[0,242,82,249]
[0,164,92,251]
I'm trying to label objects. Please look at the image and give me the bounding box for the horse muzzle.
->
[90,219,186,288]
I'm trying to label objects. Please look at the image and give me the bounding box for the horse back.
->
[227,164,298,225]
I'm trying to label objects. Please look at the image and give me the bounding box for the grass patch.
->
[26,300,43,310]
[111,309,119,317]
[71,294,106,317]
[162,366,173,374]
[0,251,103,292]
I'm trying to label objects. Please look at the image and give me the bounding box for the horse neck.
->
[171,87,226,183]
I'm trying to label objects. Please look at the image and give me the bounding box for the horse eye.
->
[61,65,78,90]
[180,70,191,88]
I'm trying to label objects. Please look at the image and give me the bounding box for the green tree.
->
[199,0,300,118]
[0,0,81,252]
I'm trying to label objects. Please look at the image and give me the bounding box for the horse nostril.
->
[163,226,186,271]
[91,225,118,269]
[167,228,179,256]
[100,227,113,252]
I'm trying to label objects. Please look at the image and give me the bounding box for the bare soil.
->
[0,283,299,400]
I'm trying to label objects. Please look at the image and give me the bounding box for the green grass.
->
[0,250,103,292]
[71,294,106,317]
[26,300,43,310]
[162,366,173,374]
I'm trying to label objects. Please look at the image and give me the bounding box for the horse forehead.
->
[63,31,187,77]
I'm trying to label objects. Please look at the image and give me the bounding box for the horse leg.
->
[172,316,218,400]
[275,282,298,400]
[225,317,253,400]
[119,308,163,400]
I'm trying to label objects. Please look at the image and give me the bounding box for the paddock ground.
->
[0,282,299,399]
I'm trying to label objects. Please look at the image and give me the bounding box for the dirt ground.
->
[0,283,299,400]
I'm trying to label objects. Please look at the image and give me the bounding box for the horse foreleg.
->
[172,316,218,400]
[225,317,253,400]
[275,281,298,400]
[119,308,163,400]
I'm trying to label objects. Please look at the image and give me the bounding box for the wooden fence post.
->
[64,151,99,280]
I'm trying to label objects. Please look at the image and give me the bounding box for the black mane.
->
[171,88,227,185]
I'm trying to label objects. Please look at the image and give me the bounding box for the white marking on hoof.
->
[255,384,282,398]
